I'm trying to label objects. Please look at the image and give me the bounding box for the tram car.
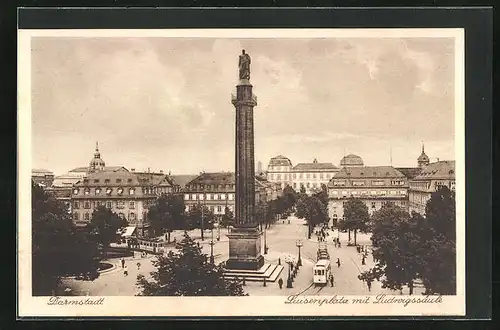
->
[313,259,332,285]
[317,242,330,261]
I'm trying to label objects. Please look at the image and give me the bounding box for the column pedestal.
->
[226,227,264,270]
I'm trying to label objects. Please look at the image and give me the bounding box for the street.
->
[61,214,423,296]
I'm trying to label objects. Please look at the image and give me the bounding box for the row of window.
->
[332,180,406,187]
[184,193,234,201]
[73,200,136,209]
[84,178,133,184]
[74,211,137,221]
[185,205,234,213]
[331,190,407,196]
[337,200,407,209]
[269,173,335,181]
[186,184,234,191]
[73,186,164,196]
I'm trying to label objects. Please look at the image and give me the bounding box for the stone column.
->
[226,77,264,270]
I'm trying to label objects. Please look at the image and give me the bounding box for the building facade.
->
[266,155,338,194]
[70,169,175,236]
[408,160,456,215]
[31,169,55,188]
[327,163,409,225]
[183,172,281,219]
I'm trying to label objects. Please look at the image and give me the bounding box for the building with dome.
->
[266,156,339,193]
[266,155,293,190]
[339,154,364,168]
[417,143,430,169]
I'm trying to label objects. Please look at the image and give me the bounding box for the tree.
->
[88,206,128,250]
[282,185,298,211]
[147,194,185,241]
[420,186,456,295]
[32,182,100,295]
[296,195,329,239]
[255,200,268,230]
[313,183,329,209]
[220,206,234,230]
[186,204,214,240]
[368,203,425,295]
[136,232,247,296]
[299,184,306,195]
[343,198,370,245]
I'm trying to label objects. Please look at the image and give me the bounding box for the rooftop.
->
[293,162,338,171]
[413,161,455,180]
[268,155,293,167]
[340,154,364,166]
[396,167,422,180]
[334,166,406,179]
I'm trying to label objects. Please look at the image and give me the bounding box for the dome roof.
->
[340,154,364,166]
[90,158,106,167]
[268,155,292,167]
[417,152,429,162]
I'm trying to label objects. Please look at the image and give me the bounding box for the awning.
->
[121,226,137,237]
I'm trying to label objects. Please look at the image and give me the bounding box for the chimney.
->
[131,168,135,172]
[160,170,163,174]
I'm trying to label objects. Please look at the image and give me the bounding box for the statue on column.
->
[239,49,251,80]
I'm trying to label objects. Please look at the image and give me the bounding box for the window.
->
[84,201,90,209]
[95,188,101,195]
[104,179,110,184]
[371,191,377,195]
[229,194,234,200]
[293,173,296,179]
[128,179,133,183]
[342,190,348,196]
[119,213,125,219]
[306,183,310,188]
[390,190,397,195]
[129,188,135,195]
[269,174,274,180]
[221,194,226,200]
[106,188,112,195]
[117,187,124,195]
[372,181,385,186]
[333,180,346,186]
[217,205,222,213]
[293,183,297,189]
[106,201,112,209]
[116,179,122,183]
[313,183,317,188]
[73,212,79,221]
[184,194,189,200]
[371,202,376,209]
[116,201,125,209]
[210,206,215,213]
[84,213,90,221]
[214,194,219,200]
[319,173,323,179]
[73,201,80,209]
[313,173,316,179]
[199,194,204,200]
[352,181,365,186]
[94,179,100,183]
[306,173,310,179]
[130,212,136,220]
[331,191,338,195]
[130,201,135,209]
[73,188,79,195]
[299,173,303,179]
[191,194,196,200]
[379,190,386,195]
[205,194,211,200]
[352,191,358,195]
[277,174,281,180]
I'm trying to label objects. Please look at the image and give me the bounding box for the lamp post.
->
[209,227,215,264]
[264,226,268,254]
[296,240,303,267]
[285,256,293,288]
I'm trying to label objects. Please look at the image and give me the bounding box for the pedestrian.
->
[336,258,341,267]
[124,265,128,276]
[367,279,372,292]
[137,262,141,270]
[121,258,125,268]
[362,256,366,265]
[278,278,283,289]
[356,246,360,253]
[338,241,341,248]
[329,274,334,287]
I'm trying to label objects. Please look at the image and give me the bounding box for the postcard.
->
[18,27,465,317]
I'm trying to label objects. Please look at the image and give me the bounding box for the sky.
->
[31,36,456,176]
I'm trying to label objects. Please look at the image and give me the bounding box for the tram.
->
[313,259,332,285]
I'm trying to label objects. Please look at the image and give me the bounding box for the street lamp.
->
[209,227,215,264]
[264,227,268,254]
[296,240,303,267]
[285,255,293,288]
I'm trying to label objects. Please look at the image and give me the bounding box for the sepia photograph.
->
[18,28,465,317]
